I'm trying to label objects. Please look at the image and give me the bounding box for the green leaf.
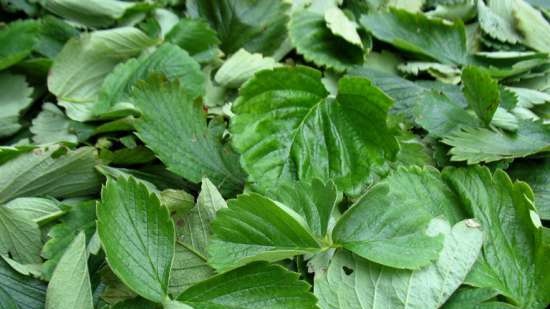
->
[0,20,39,70]
[3,197,60,224]
[0,287,18,309]
[267,179,337,239]
[0,73,33,138]
[176,178,226,257]
[45,232,93,309]
[178,262,318,309]
[132,75,245,197]
[324,7,363,48]
[95,43,204,117]
[0,206,42,264]
[30,103,79,145]
[48,27,158,121]
[443,166,549,308]
[290,9,364,71]
[207,193,321,271]
[477,0,522,44]
[462,66,500,125]
[0,258,46,309]
[165,18,221,64]
[231,67,399,193]
[398,61,461,84]
[0,146,102,204]
[214,48,279,88]
[514,0,550,53]
[169,243,214,295]
[332,171,445,269]
[316,219,483,309]
[41,0,139,28]
[187,0,290,56]
[443,120,550,164]
[42,200,97,279]
[97,176,175,303]
[414,90,479,137]
[360,8,467,65]
[508,158,550,220]
[443,287,520,309]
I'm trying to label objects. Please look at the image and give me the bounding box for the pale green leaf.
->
[48,27,158,121]
[332,169,445,269]
[176,178,226,257]
[169,243,214,295]
[443,166,550,308]
[45,232,93,309]
[443,120,550,163]
[0,206,42,264]
[290,9,364,71]
[0,73,33,138]
[477,0,522,44]
[207,193,321,271]
[324,7,363,47]
[316,219,482,309]
[443,287,520,309]
[132,75,245,197]
[30,103,79,145]
[360,8,467,65]
[3,197,60,224]
[178,262,318,309]
[42,0,138,28]
[97,176,175,303]
[462,66,500,125]
[231,67,399,193]
[0,146,102,204]
[398,62,461,84]
[513,0,550,53]
[214,49,279,88]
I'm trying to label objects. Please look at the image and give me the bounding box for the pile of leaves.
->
[0,0,549,308]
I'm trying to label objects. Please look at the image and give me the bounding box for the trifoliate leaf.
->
[316,219,482,309]
[231,67,399,193]
[0,20,39,70]
[45,232,93,309]
[462,65,500,125]
[165,18,221,64]
[324,7,363,48]
[187,0,290,56]
[178,262,318,309]
[132,75,245,197]
[443,166,550,308]
[267,179,338,239]
[360,8,468,65]
[0,146,101,204]
[48,27,158,121]
[332,170,445,269]
[207,193,321,271]
[0,73,34,138]
[443,120,550,163]
[0,258,46,309]
[95,43,205,117]
[97,176,175,303]
[290,9,364,71]
[214,49,279,88]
